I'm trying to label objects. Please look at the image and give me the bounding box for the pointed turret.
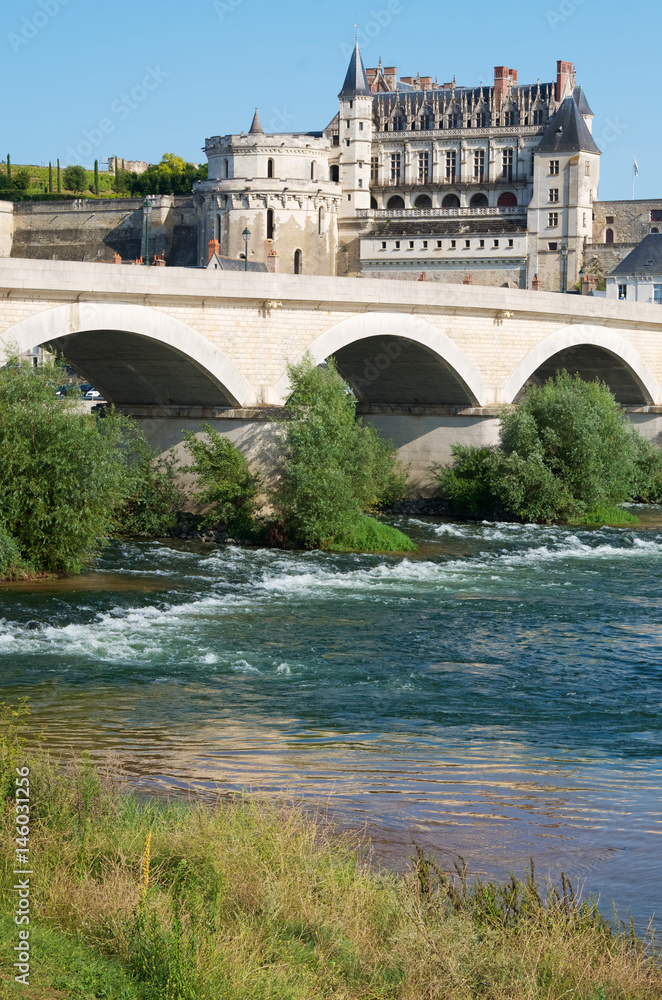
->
[339,39,371,98]
[536,96,600,155]
[249,108,264,135]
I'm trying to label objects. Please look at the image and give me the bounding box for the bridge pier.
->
[123,403,662,498]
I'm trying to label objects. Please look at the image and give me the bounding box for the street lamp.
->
[560,242,568,293]
[143,200,153,265]
[242,227,251,271]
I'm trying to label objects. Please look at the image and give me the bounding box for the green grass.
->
[572,505,641,526]
[324,515,417,553]
[0,163,118,198]
[2,708,661,1000]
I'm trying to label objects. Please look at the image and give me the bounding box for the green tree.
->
[94,159,99,197]
[48,161,53,194]
[0,356,183,575]
[56,158,61,194]
[12,167,31,191]
[273,355,410,548]
[436,371,662,523]
[183,424,259,536]
[62,164,88,194]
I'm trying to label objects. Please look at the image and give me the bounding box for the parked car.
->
[84,388,102,399]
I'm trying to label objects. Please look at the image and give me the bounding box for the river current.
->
[1,515,661,931]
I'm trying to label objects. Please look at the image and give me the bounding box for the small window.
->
[381,241,387,250]
[464,239,471,248]
[436,240,443,249]
[267,159,274,179]
[651,210,662,222]
[358,160,363,168]
[550,160,559,175]
[358,179,363,187]
[450,240,457,249]
[606,228,614,244]
[347,194,352,201]
[311,162,316,181]
[330,164,340,183]
[548,212,559,227]
[359,121,364,130]
[422,240,428,249]
[266,208,274,241]
[508,239,514,248]
[345,119,350,127]
[493,239,499,248]
[618,284,627,300]
[549,188,559,203]
[606,215,614,224]
[409,241,415,249]
[645,258,654,267]
[652,228,660,234]
[585,161,591,175]
[583,212,587,228]
[294,249,303,274]
[548,242,558,251]
[394,241,401,249]
[479,239,485,248]
[346,139,351,147]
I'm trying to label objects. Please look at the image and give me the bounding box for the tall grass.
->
[1,708,659,999]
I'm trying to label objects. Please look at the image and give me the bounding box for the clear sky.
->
[0,0,657,200]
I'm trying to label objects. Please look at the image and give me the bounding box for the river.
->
[1,514,661,933]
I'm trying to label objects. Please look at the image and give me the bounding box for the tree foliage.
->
[62,165,89,194]
[272,356,410,548]
[183,424,260,536]
[436,371,662,523]
[0,356,183,575]
[121,154,208,196]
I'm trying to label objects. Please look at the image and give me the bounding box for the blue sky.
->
[0,0,656,200]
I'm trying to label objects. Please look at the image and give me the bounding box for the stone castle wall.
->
[8,196,198,266]
[0,202,13,257]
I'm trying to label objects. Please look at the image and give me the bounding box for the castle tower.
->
[527,92,601,290]
[338,40,374,220]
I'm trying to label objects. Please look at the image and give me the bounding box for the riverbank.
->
[1,741,659,1000]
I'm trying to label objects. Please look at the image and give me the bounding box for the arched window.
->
[442,194,460,209]
[266,208,274,241]
[414,194,432,209]
[214,215,222,241]
[330,164,339,183]
[652,228,660,234]
[311,161,316,181]
[318,206,324,235]
[497,192,518,207]
[470,193,489,208]
[606,228,614,244]
[221,159,229,179]
[267,158,274,178]
[370,196,378,209]
[294,249,303,274]
[387,195,405,211]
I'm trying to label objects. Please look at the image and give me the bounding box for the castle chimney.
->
[532,275,542,291]
[494,66,517,104]
[113,252,122,265]
[208,239,220,263]
[266,249,279,274]
[556,60,574,101]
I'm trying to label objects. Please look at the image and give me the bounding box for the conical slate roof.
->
[536,96,601,155]
[573,85,594,117]
[339,39,371,98]
[249,108,264,135]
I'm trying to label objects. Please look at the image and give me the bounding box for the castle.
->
[194,42,601,292]
[3,43,662,292]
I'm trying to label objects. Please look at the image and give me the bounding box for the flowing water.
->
[1,515,661,931]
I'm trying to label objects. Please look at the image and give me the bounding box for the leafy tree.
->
[12,167,31,191]
[183,424,259,536]
[124,155,207,197]
[0,356,184,575]
[0,523,26,580]
[272,355,410,548]
[436,371,662,523]
[62,164,88,194]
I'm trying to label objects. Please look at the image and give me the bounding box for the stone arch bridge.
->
[2,258,662,490]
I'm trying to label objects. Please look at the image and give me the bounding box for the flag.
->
[633,154,640,177]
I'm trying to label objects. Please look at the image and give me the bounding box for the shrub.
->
[324,514,417,553]
[183,424,259,536]
[114,427,184,537]
[435,372,662,523]
[273,356,411,549]
[62,164,88,193]
[0,523,27,580]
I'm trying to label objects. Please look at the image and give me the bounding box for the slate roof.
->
[370,219,527,237]
[573,85,594,117]
[207,253,268,273]
[535,96,601,155]
[249,108,264,135]
[609,234,662,276]
[339,40,371,98]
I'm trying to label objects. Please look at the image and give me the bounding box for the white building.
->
[606,234,662,305]
[195,42,601,291]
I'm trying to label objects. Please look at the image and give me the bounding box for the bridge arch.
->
[503,324,661,406]
[274,312,487,406]
[0,302,251,407]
